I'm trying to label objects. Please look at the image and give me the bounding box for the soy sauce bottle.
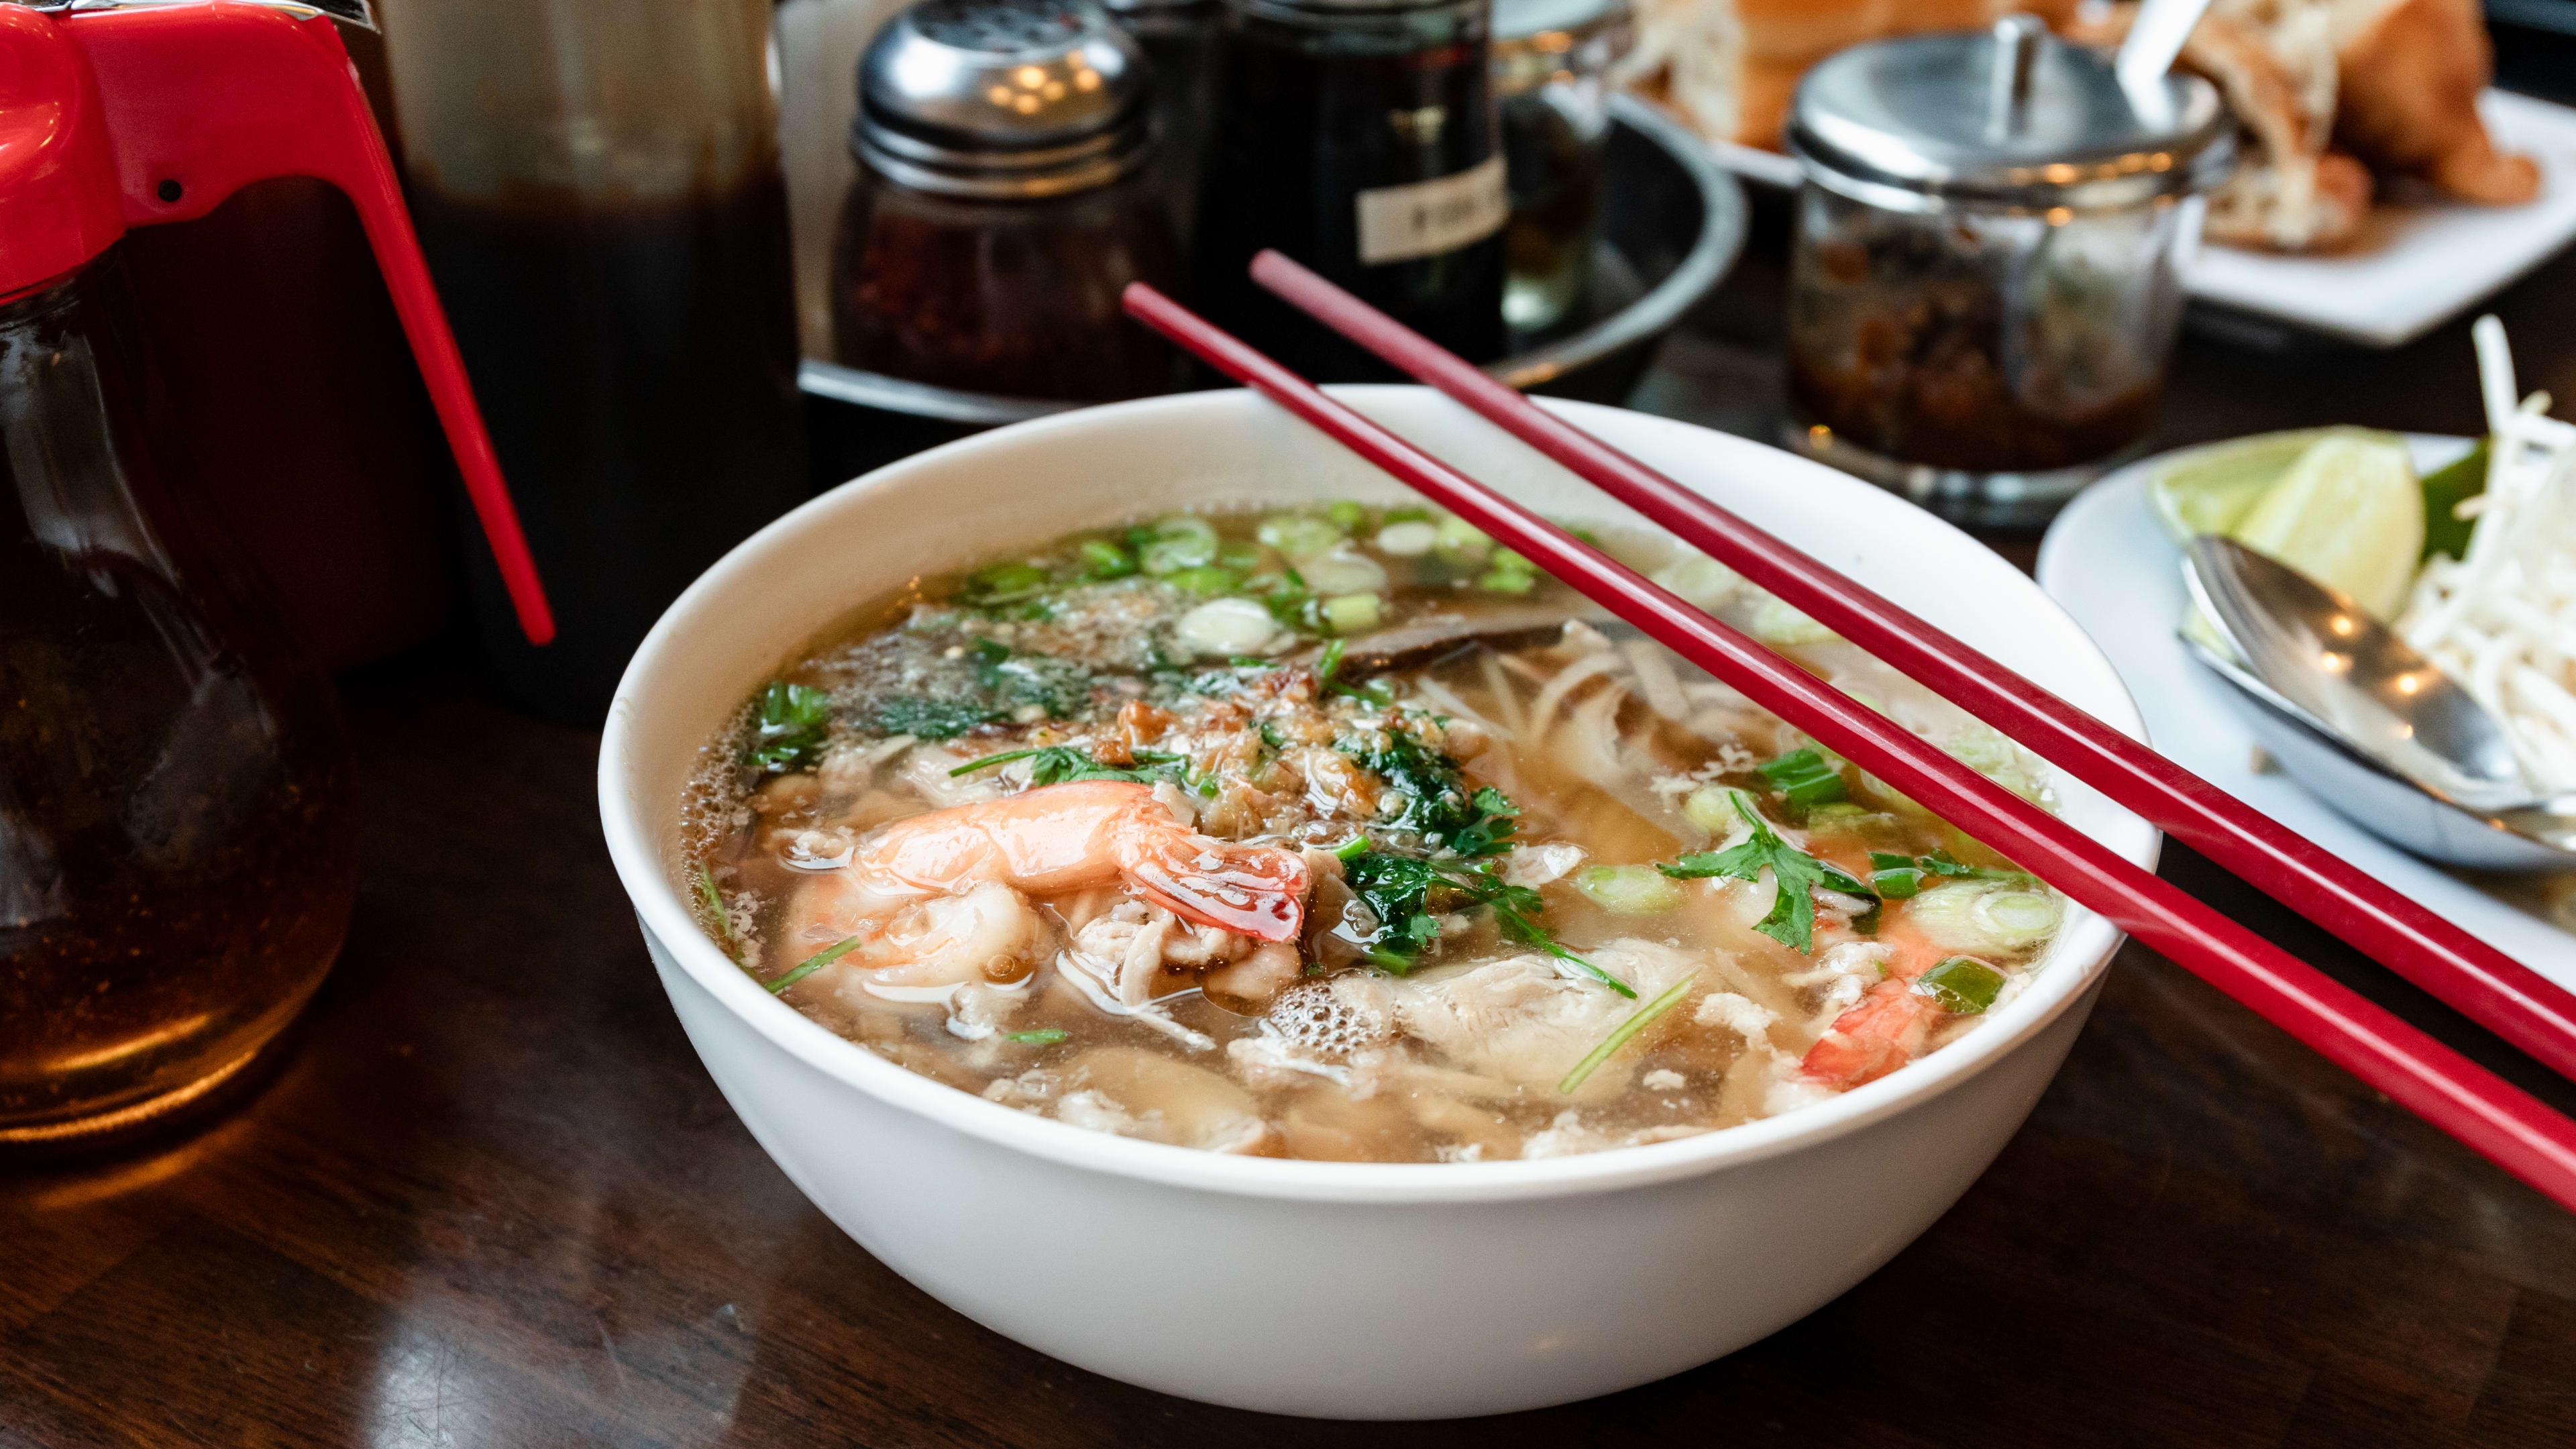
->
[1194,0,1507,380]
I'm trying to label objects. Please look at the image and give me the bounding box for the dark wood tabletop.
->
[9,214,2576,1449]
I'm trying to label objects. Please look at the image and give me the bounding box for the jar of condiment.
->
[1195,0,1508,380]
[1493,0,1629,337]
[1102,0,1222,246]
[380,0,806,722]
[830,0,1185,401]
[1782,16,2231,525]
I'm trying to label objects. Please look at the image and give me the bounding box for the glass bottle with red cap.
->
[0,0,549,1146]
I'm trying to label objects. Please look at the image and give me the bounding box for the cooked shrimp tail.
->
[1116,825,1310,943]
[849,780,1309,942]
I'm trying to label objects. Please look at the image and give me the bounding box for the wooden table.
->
[9,225,2576,1449]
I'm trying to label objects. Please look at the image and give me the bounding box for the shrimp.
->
[792,782,1310,989]
[1792,918,1964,1091]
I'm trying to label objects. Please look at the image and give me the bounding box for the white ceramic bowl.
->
[599,388,2157,1419]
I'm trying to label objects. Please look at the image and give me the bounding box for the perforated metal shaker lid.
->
[1788,15,2233,212]
[857,0,1153,198]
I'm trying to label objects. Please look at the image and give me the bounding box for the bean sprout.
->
[2394,316,2576,792]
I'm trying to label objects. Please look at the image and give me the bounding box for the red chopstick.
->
[1120,280,2576,1214]
[1248,248,2576,1087]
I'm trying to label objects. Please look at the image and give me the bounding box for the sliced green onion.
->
[1163,565,1240,596]
[1334,834,1371,862]
[1558,973,1698,1094]
[1316,637,1347,688]
[1572,865,1684,914]
[1076,538,1136,579]
[950,747,1044,776]
[1324,500,1368,531]
[1258,513,1344,558]
[695,864,740,962]
[1682,784,1752,837]
[1137,516,1219,575]
[1759,748,1847,808]
[1004,1028,1069,1044]
[1476,567,1536,593]
[971,559,1049,597]
[767,936,861,994]
[1320,592,1383,634]
[1868,850,1925,899]
[1433,515,1491,558]
[1914,956,2007,1014]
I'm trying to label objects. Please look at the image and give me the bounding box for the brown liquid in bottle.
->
[0,259,359,1143]
[409,174,808,722]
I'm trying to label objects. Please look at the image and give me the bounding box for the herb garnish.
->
[949,743,1195,788]
[1004,1028,1069,1044]
[1557,972,1697,1094]
[1658,794,1872,953]
[744,682,834,775]
[1338,839,1633,998]
[768,936,861,994]
[695,864,741,963]
[1757,747,1847,808]
[870,696,1001,741]
[1339,721,1519,857]
[1865,848,2031,899]
[1914,956,2006,1014]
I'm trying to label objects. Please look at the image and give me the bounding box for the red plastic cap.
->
[0,6,128,299]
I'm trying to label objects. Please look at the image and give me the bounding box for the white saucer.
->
[2035,435,2576,986]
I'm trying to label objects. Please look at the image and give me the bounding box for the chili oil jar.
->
[1195,0,1508,380]
[1782,17,2231,526]
[830,0,1185,401]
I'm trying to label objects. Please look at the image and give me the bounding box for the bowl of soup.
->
[598,387,2155,1419]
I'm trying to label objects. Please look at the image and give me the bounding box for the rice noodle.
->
[1409,674,1514,742]
[1523,649,1623,751]
[2394,316,2576,794]
[1478,651,1527,738]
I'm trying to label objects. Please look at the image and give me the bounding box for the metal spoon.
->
[2182,536,2576,870]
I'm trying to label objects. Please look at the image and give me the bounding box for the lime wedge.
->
[2147,429,2339,541]
[2229,432,2424,619]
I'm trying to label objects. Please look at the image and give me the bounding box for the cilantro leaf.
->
[1338,722,1519,857]
[1340,845,1633,997]
[1658,796,1872,953]
[744,682,834,774]
[871,696,1000,741]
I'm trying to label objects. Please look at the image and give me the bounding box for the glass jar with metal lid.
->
[1781,16,2233,525]
[1193,0,1507,380]
[829,0,1185,400]
[1492,0,1630,337]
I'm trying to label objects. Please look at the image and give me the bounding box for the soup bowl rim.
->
[599,385,2157,1206]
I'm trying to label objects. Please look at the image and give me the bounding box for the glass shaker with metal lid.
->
[829,0,1184,400]
[1782,16,2232,525]
[1194,0,1508,380]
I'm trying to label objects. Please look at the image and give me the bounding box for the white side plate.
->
[2036,436,2576,987]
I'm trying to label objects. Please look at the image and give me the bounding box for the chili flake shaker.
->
[1782,16,2232,526]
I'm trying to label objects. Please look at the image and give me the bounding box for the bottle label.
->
[1354,156,1508,266]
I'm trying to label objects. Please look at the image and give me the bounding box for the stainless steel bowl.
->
[801,94,1746,482]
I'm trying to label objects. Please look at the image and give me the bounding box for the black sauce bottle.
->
[1194,0,1506,380]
